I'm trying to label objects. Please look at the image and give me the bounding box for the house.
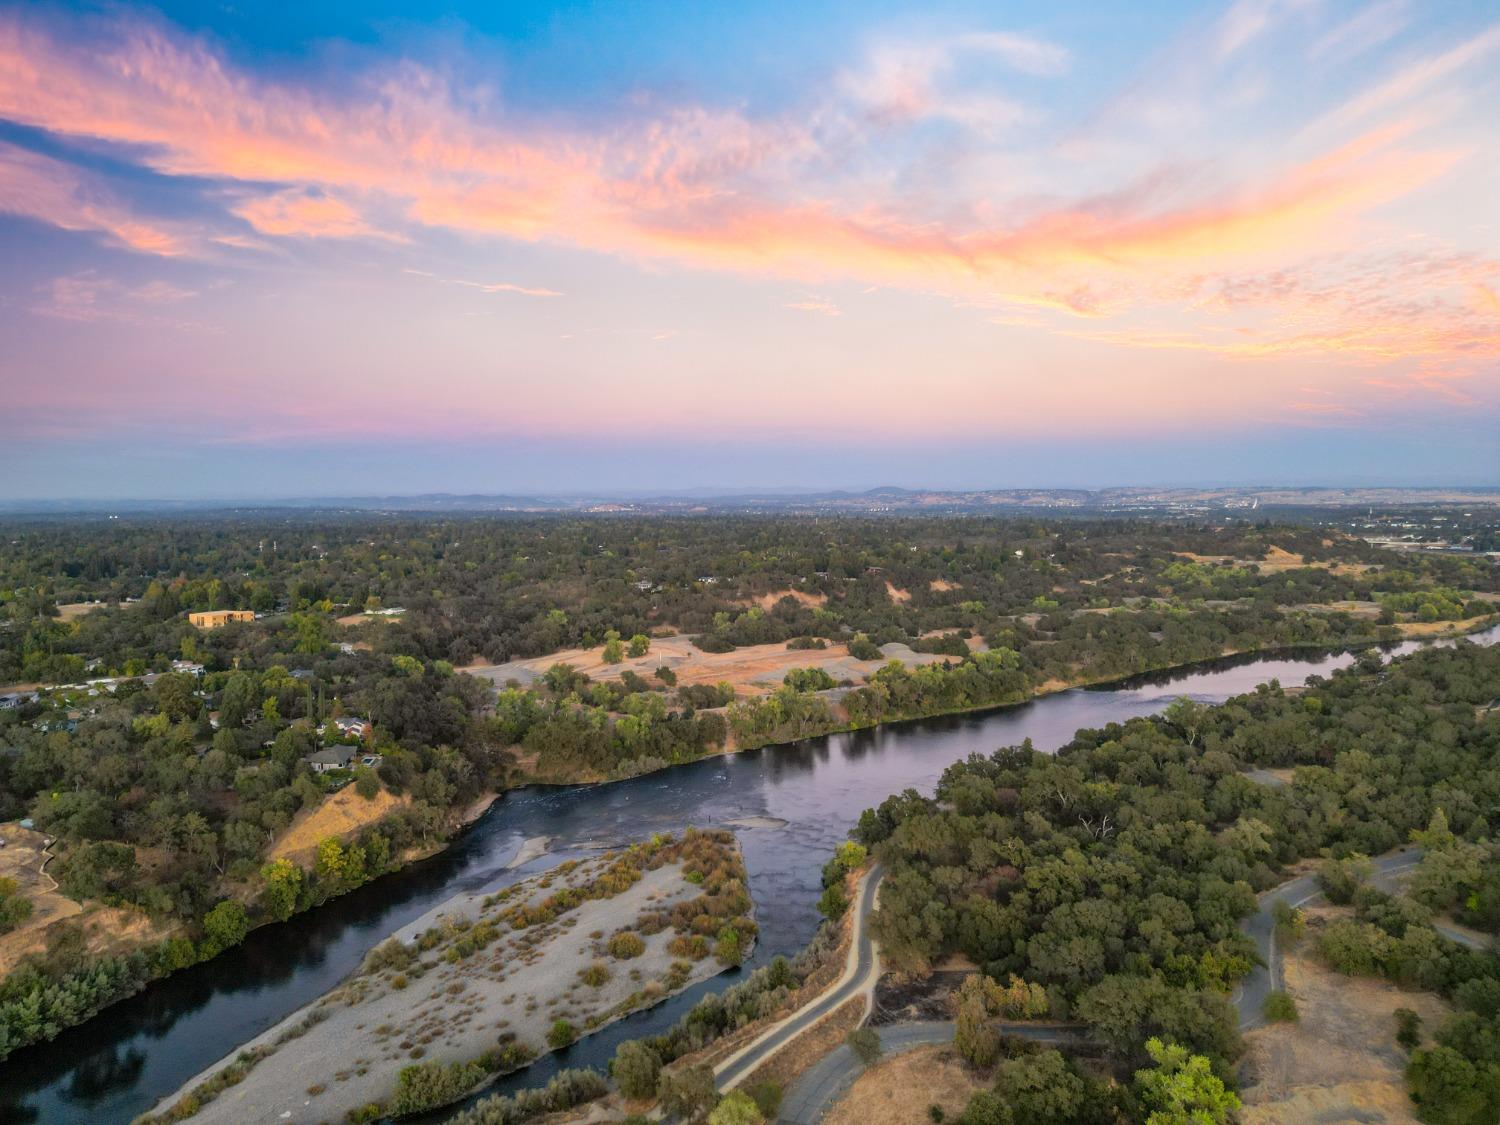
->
[304,747,355,774]
[171,660,205,676]
[188,610,254,629]
[326,717,372,741]
[0,692,35,710]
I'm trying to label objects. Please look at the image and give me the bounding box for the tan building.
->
[188,609,255,629]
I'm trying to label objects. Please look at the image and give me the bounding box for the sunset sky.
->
[1,0,1497,498]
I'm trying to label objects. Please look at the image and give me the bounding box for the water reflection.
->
[3,628,1494,1124]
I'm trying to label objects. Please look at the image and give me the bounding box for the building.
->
[304,747,356,774]
[171,660,205,675]
[325,717,372,741]
[188,610,254,629]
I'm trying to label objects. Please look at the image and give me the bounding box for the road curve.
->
[1236,845,1492,1029]
[714,864,884,1091]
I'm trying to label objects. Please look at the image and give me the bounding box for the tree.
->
[1406,1045,1497,1125]
[1395,1007,1423,1051]
[708,1090,764,1125]
[657,1065,718,1121]
[260,858,303,922]
[603,630,624,664]
[0,878,33,933]
[353,766,380,799]
[628,634,651,659]
[992,1051,1096,1125]
[612,1040,661,1100]
[199,900,249,957]
[1132,1037,1239,1125]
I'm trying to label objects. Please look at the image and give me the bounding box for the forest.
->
[0,512,1495,1070]
[857,640,1500,1124]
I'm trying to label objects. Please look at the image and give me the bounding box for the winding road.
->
[714,864,885,1091]
[773,845,1493,1123]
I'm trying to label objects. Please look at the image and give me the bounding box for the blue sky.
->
[0,0,1496,498]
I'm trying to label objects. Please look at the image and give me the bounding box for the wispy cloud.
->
[786,295,841,316]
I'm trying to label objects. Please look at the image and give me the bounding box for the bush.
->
[1395,1007,1423,1051]
[846,1027,883,1066]
[580,961,611,987]
[449,1067,608,1125]
[1262,991,1299,1022]
[749,1082,782,1118]
[612,1040,662,1100]
[547,1019,577,1050]
[847,635,882,661]
[708,1090,764,1125]
[609,931,646,959]
[657,1065,718,1121]
[389,1058,488,1115]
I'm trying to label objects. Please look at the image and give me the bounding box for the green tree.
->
[658,1066,718,1122]
[199,900,249,957]
[603,630,625,664]
[628,634,651,658]
[260,858,304,922]
[612,1040,662,1100]
[707,1091,764,1125]
[1132,1037,1239,1125]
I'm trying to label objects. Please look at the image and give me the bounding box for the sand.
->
[153,836,751,1125]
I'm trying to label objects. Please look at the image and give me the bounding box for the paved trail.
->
[778,845,1493,1122]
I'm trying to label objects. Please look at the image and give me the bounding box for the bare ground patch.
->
[823,1043,986,1125]
[1238,935,1449,1125]
[270,786,410,862]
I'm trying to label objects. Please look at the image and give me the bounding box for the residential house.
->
[188,610,255,629]
[304,747,356,774]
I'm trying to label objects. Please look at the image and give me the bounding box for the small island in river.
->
[145,829,754,1125]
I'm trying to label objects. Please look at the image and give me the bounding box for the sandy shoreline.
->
[148,832,754,1125]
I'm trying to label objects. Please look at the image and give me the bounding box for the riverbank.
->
[5,622,1497,1124]
[143,831,755,1125]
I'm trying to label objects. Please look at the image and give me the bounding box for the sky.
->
[0,0,1496,499]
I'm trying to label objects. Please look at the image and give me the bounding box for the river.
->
[2,629,1494,1124]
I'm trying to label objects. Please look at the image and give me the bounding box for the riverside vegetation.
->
[0,514,1495,1063]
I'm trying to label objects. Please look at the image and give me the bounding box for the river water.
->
[2,630,1494,1124]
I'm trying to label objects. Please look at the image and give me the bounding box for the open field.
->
[151,831,752,1125]
[1239,910,1450,1125]
[469,634,954,696]
[0,822,171,975]
[823,1043,985,1125]
[1177,545,1378,576]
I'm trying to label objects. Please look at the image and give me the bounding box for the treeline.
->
[5,514,1494,679]
[856,641,1500,1093]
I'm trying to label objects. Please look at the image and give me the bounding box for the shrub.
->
[612,1040,662,1100]
[1262,991,1299,1022]
[846,1027,883,1066]
[388,1058,488,1115]
[547,1019,577,1050]
[847,635,882,660]
[749,1082,782,1119]
[657,1066,718,1122]
[580,961,611,987]
[1395,1007,1423,1051]
[609,931,646,960]
[708,1090,764,1125]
